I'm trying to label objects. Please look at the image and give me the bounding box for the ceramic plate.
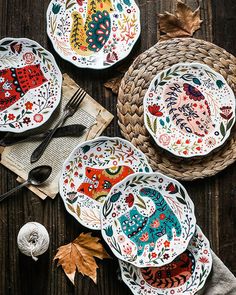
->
[101,172,196,267]
[144,63,235,158]
[59,136,151,230]
[119,225,212,295]
[46,0,140,69]
[0,38,62,133]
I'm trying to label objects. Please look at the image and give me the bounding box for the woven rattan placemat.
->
[117,38,236,181]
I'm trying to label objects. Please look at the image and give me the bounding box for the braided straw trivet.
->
[117,38,236,181]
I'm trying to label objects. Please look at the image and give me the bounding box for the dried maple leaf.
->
[104,76,123,94]
[158,0,203,41]
[54,232,111,285]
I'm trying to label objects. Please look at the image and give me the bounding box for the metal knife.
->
[0,124,86,146]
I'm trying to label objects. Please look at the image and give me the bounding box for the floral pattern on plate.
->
[119,225,212,295]
[59,136,151,230]
[144,63,235,157]
[101,172,196,267]
[0,38,62,132]
[46,0,140,69]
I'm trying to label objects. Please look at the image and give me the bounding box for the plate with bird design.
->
[119,225,212,295]
[59,136,152,230]
[0,37,62,133]
[101,172,196,268]
[144,62,236,158]
[46,0,141,69]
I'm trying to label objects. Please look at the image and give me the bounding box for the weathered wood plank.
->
[0,0,235,294]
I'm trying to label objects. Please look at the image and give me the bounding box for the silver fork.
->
[30,88,87,163]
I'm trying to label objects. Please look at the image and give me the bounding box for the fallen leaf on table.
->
[158,0,202,41]
[54,232,111,285]
[104,76,123,94]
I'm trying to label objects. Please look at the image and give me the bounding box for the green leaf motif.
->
[220,122,226,138]
[146,115,153,132]
[216,80,224,89]
[0,47,8,51]
[1,40,13,46]
[176,197,187,205]
[153,118,157,133]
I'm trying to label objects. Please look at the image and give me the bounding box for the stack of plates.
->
[60,136,212,295]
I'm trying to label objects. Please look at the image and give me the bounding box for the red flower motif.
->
[159,213,166,220]
[66,165,70,170]
[25,101,33,110]
[148,104,163,117]
[10,42,22,54]
[23,117,31,124]
[166,182,177,194]
[151,252,157,258]
[74,171,78,177]
[64,179,68,184]
[33,114,43,123]
[125,193,134,208]
[23,52,35,64]
[199,256,209,264]
[139,232,149,242]
[164,240,170,247]
[8,113,15,120]
[220,106,233,120]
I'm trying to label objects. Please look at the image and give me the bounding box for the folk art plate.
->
[101,172,196,268]
[59,137,152,230]
[46,0,141,69]
[144,63,236,158]
[119,225,212,295]
[0,37,62,133]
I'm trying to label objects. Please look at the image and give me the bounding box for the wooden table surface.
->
[0,0,236,294]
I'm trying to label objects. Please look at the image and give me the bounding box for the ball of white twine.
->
[17,222,49,261]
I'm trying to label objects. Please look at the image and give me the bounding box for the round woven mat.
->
[117,38,236,181]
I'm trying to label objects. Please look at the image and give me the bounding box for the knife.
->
[0,124,86,146]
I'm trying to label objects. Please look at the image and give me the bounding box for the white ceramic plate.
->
[144,63,235,157]
[46,0,141,69]
[101,172,196,267]
[0,37,62,133]
[119,225,212,295]
[59,136,151,230]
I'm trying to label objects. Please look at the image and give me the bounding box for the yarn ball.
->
[17,222,50,261]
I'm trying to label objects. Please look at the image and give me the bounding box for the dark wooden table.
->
[0,0,236,294]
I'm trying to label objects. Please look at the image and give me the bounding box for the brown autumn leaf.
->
[54,232,111,285]
[104,76,123,94]
[158,0,203,41]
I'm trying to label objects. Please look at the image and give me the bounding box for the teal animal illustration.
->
[119,187,182,256]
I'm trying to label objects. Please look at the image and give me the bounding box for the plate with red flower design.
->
[144,63,235,157]
[0,37,62,133]
[46,0,141,69]
[101,172,196,267]
[119,225,212,295]
[59,136,151,230]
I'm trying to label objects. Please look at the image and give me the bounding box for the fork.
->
[30,88,87,163]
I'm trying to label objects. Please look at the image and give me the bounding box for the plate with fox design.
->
[144,63,235,158]
[119,225,212,295]
[0,37,62,133]
[46,0,141,69]
[59,136,151,230]
[101,172,196,267]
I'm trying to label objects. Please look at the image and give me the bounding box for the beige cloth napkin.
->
[203,252,236,294]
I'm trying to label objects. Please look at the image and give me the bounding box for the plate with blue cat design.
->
[59,136,151,230]
[101,172,196,267]
[144,62,235,158]
[0,37,62,132]
[47,0,141,69]
[119,225,212,295]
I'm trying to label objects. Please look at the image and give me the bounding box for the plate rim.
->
[0,36,62,133]
[46,0,141,70]
[143,61,236,158]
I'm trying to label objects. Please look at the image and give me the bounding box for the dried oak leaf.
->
[158,0,203,41]
[54,232,111,285]
[104,76,123,94]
